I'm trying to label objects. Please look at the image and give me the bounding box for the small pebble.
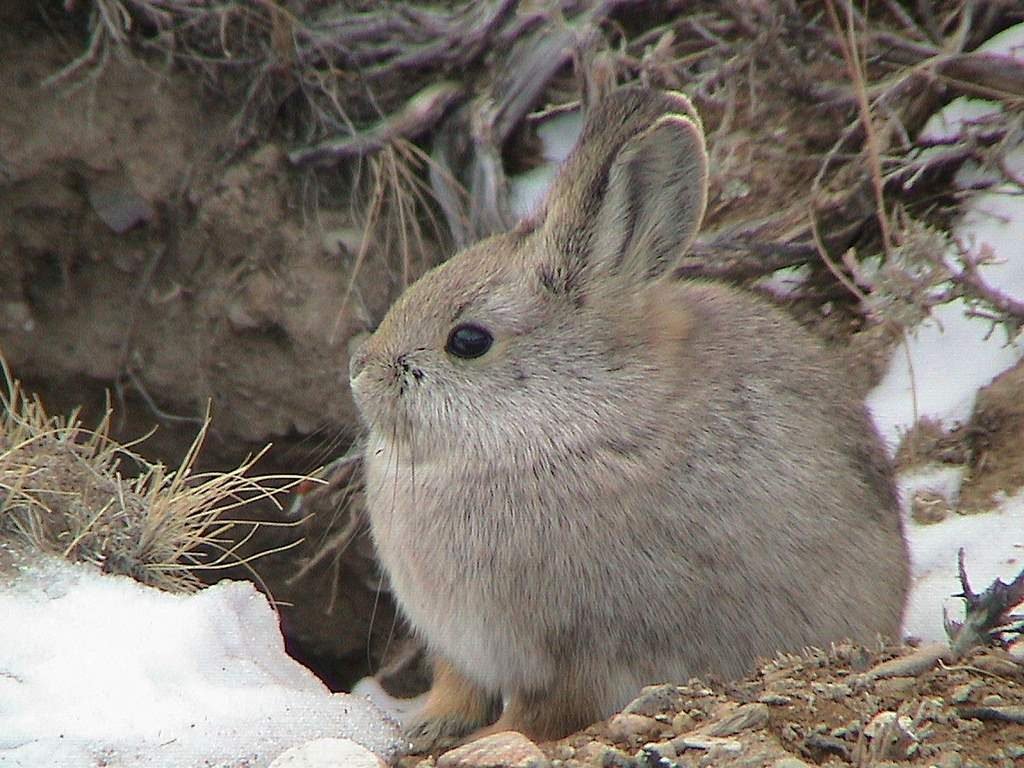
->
[607,713,661,742]
[268,738,384,768]
[980,694,1005,706]
[705,703,769,736]
[950,684,975,704]
[772,758,813,768]
[671,710,695,734]
[758,693,793,706]
[436,732,549,768]
[866,644,951,679]
[622,684,681,717]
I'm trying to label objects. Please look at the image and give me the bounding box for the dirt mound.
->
[515,642,1024,768]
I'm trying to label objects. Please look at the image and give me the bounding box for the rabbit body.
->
[350,87,908,746]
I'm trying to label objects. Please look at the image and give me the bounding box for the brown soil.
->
[524,642,1024,768]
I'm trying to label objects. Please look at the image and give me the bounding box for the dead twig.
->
[945,548,1024,656]
[826,0,895,258]
[954,245,1024,325]
[288,81,463,166]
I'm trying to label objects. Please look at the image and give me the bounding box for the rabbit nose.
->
[348,331,372,381]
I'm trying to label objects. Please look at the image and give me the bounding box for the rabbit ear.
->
[539,89,707,290]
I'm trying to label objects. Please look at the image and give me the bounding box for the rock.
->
[573,741,644,766]
[757,693,793,706]
[670,710,695,734]
[910,489,952,524]
[268,738,385,768]
[853,711,919,764]
[606,713,661,742]
[705,703,770,736]
[638,740,676,763]
[951,683,976,704]
[621,683,682,716]
[972,651,1023,677]
[436,732,549,768]
[772,758,814,768]
[86,168,155,234]
[811,682,852,700]
[675,735,743,753]
[865,643,951,679]
[597,747,639,767]
[549,743,575,762]
[642,733,742,761]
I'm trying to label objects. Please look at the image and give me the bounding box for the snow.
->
[896,463,967,515]
[757,264,811,299]
[865,297,1024,454]
[917,96,1004,144]
[867,103,1024,452]
[868,21,1024,642]
[901,490,1024,642]
[507,108,582,220]
[0,552,403,768]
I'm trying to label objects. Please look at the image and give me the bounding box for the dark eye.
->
[445,323,493,359]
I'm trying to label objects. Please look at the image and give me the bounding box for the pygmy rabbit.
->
[349,86,908,750]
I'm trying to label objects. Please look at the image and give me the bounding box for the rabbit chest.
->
[362,431,566,692]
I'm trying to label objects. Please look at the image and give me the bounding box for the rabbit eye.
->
[446,323,493,359]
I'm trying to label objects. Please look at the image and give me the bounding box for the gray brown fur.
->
[349,86,908,747]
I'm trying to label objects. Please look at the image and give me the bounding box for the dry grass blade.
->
[0,359,306,593]
[824,0,894,259]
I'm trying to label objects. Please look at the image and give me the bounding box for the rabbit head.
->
[349,87,708,462]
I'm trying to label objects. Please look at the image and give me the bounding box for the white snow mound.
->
[0,553,403,768]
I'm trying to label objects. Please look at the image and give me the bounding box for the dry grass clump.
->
[0,361,303,593]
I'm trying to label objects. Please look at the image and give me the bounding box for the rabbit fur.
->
[349,86,908,748]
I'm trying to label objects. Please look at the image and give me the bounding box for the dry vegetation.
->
[0,359,304,592]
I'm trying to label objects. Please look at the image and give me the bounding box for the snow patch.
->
[508,108,582,220]
[867,27,1024,455]
[902,490,1024,642]
[0,553,403,768]
[897,463,967,515]
[870,22,1024,642]
[756,264,811,299]
[865,299,1024,454]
